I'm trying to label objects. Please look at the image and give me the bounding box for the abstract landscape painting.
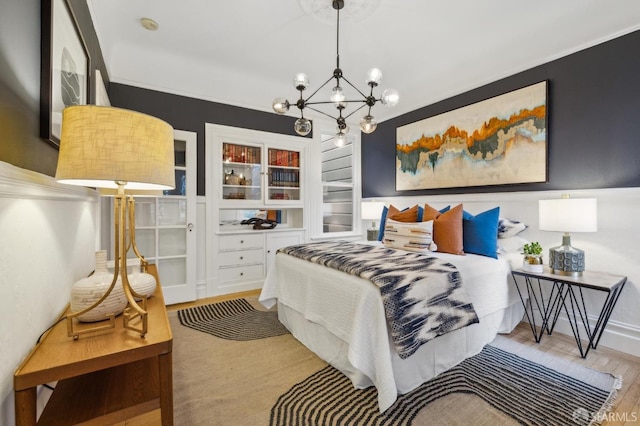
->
[396,81,547,190]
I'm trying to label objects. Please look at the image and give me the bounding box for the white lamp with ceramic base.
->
[539,195,597,276]
[361,201,385,241]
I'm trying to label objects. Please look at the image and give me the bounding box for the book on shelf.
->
[223,143,260,164]
[269,149,300,167]
[268,168,300,187]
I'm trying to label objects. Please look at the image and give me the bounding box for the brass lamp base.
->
[549,234,585,277]
[67,187,149,339]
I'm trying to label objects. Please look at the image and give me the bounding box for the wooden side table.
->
[511,267,626,358]
[14,264,173,425]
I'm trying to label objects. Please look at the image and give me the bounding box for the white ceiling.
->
[87,0,640,125]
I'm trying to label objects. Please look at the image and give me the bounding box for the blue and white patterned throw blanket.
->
[278,241,479,359]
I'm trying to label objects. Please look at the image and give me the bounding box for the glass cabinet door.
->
[163,138,187,196]
[222,143,262,201]
[267,148,301,202]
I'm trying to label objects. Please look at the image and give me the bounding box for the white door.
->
[125,130,197,305]
[156,130,197,304]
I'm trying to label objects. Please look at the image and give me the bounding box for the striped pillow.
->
[383,219,437,253]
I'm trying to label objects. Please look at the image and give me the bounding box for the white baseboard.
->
[524,309,640,358]
[206,278,263,298]
[196,280,208,300]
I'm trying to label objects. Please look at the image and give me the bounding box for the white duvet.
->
[260,245,523,412]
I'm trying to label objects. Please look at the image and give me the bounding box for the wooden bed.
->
[259,241,524,412]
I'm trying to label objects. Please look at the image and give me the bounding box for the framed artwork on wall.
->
[40,0,89,148]
[396,80,548,191]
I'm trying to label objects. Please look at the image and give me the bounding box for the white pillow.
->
[497,236,530,254]
[383,219,437,253]
[497,217,527,238]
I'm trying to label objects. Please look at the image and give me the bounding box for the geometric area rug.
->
[177,298,290,341]
[270,336,621,426]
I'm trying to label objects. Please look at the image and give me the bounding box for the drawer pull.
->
[240,240,244,244]
[240,256,244,260]
[240,272,244,276]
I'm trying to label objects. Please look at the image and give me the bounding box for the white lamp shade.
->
[539,198,597,232]
[361,201,385,220]
[55,105,175,190]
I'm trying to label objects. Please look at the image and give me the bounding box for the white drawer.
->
[218,249,263,267]
[219,233,264,251]
[218,264,264,283]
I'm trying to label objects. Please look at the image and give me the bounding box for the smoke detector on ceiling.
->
[140,17,159,31]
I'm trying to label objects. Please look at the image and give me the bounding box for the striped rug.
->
[177,298,290,341]
[271,336,621,426]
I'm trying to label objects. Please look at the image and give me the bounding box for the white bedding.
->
[259,244,524,412]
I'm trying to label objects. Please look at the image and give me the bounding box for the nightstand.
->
[14,264,173,425]
[511,267,626,358]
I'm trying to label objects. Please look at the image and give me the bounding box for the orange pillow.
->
[422,204,464,255]
[388,204,420,222]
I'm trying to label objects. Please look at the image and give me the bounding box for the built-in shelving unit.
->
[206,124,310,296]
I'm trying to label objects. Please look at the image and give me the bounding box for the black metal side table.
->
[511,267,626,358]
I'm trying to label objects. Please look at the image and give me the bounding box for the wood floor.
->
[126,291,640,425]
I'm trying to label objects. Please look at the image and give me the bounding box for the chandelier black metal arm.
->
[272,0,398,145]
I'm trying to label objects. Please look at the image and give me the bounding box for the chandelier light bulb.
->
[272,98,290,114]
[366,68,383,86]
[330,86,346,106]
[293,73,310,90]
[360,115,378,134]
[381,89,400,108]
[336,123,350,134]
[294,117,312,136]
[334,132,347,148]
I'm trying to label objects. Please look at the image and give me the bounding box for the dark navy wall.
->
[362,30,640,198]
[109,84,300,196]
[0,0,108,176]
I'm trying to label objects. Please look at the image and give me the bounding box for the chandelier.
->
[272,0,399,146]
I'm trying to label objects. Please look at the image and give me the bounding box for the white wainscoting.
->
[0,161,99,426]
[363,187,640,357]
[196,196,208,300]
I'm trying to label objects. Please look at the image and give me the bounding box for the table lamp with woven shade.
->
[56,105,175,338]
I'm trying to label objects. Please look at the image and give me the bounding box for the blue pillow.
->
[462,207,500,258]
[377,206,389,241]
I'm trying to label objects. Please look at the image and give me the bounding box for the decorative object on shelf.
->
[240,217,278,230]
[361,201,385,241]
[70,251,128,322]
[56,105,175,338]
[272,0,398,144]
[225,169,242,185]
[522,242,544,273]
[539,194,597,276]
[129,265,157,300]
